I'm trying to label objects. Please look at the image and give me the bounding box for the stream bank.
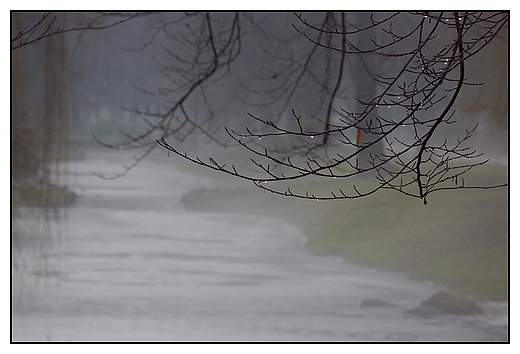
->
[180,161,508,303]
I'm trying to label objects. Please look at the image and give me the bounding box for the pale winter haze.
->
[11,12,508,342]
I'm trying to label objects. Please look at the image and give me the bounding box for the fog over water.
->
[11,147,507,342]
[11,13,509,342]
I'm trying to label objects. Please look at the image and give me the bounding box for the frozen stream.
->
[12,148,507,341]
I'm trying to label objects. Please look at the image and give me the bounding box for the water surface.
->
[12,148,507,341]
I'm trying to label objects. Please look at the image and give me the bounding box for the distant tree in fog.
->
[13,11,509,205]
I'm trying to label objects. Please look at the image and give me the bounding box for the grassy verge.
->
[180,158,508,301]
[12,183,77,208]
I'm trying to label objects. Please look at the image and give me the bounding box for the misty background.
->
[11,12,508,342]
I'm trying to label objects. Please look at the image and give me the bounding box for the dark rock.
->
[405,291,483,318]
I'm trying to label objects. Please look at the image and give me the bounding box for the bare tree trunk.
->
[351,12,382,173]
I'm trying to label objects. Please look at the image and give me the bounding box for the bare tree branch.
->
[154,12,508,204]
[11,12,142,50]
